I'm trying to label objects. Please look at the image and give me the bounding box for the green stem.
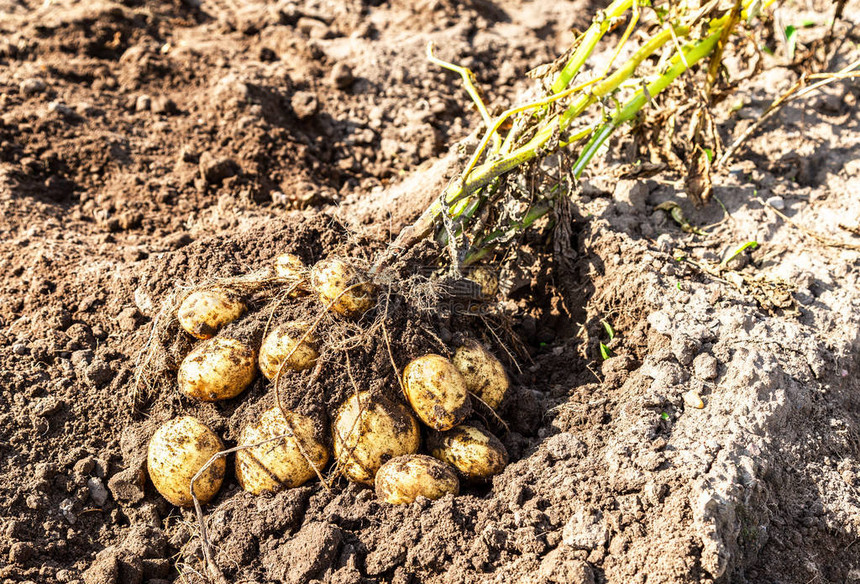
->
[551,0,637,93]
[572,27,723,176]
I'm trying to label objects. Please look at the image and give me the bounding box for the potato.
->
[273,253,310,296]
[402,354,471,431]
[375,454,459,505]
[452,342,509,410]
[178,287,246,340]
[467,266,499,298]
[427,424,508,481]
[178,337,257,401]
[147,416,225,507]
[273,252,307,279]
[235,406,329,494]
[310,258,376,318]
[332,391,420,484]
[258,322,318,380]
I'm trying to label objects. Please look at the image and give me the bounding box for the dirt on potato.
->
[1,1,860,584]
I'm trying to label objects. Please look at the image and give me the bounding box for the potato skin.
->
[375,454,459,505]
[310,258,376,318]
[273,253,310,296]
[452,342,509,410]
[178,288,246,340]
[178,337,257,401]
[235,407,329,495]
[147,416,225,507]
[467,266,499,299]
[402,354,471,431]
[332,391,420,484]
[258,322,318,380]
[273,253,306,279]
[427,424,508,481]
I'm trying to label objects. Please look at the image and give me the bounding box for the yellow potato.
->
[402,354,471,431]
[177,287,246,340]
[310,258,376,317]
[273,253,310,296]
[146,416,225,507]
[427,424,508,481]
[467,266,499,298]
[235,406,329,494]
[332,391,420,484]
[178,337,257,401]
[258,322,318,380]
[375,454,459,505]
[273,252,307,279]
[452,342,510,410]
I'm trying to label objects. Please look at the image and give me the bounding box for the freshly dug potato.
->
[178,337,257,401]
[402,354,471,431]
[273,253,310,296]
[427,424,508,481]
[178,287,246,340]
[452,342,509,410]
[235,406,329,494]
[332,391,420,484]
[310,258,376,317]
[467,266,499,298]
[273,252,306,279]
[147,416,225,507]
[375,454,459,505]
[258,322,318,380]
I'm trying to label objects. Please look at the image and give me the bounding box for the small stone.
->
[562,508,609,550]
[683,390,704,409]
[12,343,29,355]
[199,153,239,184]
[331,63,354,90]
[693,353,719,380]
[59,498,77,524]
[764,195,785,210]
[150,97,176,115]
[108,467,146,504]
[291,91,318,120]
[48,101,74,116]
[135,95,152,112]
[9,541,34,564]
[88,477,109,506]
[20,78,46,96]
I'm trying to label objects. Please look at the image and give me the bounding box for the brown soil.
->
[1,1,860,584]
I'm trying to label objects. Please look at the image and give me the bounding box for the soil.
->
[1,1,859,584]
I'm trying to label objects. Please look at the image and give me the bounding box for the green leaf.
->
[601,320,615,341]
[784,25,797,60]
[600,342,612,360]
[721,240,759,268]
[703,148,714,163]
[660,412,670,420]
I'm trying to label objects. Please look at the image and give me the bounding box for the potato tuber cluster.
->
[146,252,512,508]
